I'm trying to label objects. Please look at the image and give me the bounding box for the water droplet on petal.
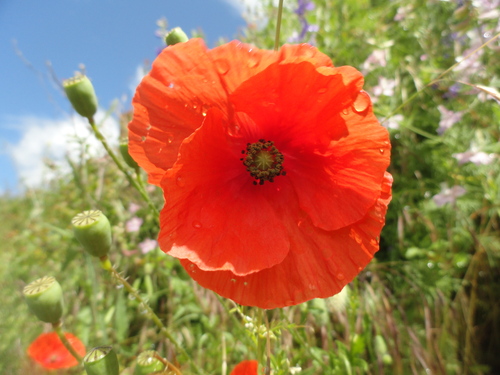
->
[141,136,146,142]
[192,220,202,229]
[317,87,328,94]
[168,82,175,89]
[336,273,345,281]
[353,91,371,113]
[379,148,385,154]
[176,175,185,187]
[146,124,152,130]
[165,132,174,144]
[215,59,230,75]
[341,108,349,115]
[243,282,248,286]
[230,279,236,283]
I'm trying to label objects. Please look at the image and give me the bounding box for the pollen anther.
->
[242,140,285,185]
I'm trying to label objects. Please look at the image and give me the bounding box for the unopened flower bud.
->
[134,351,164,375]
[72,210,112,257]
[119,140,139,170]
[24,276,64,324]
[84,346,119,375]
[165,27,188,46]
[63,75,98,119]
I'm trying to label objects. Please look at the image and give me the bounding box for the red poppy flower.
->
[27,332,85,370]
[128,39,392,309]
[230,360,258,375]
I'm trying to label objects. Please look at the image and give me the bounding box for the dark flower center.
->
[241,139,286,185]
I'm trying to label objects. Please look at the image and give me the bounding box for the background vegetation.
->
[1,0,499,374]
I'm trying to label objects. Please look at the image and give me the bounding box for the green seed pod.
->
[119,140,139,170]
[72,210,112,258]
[23,276,64,324]
[134,351,164,375]
[165,27,188,46]
[374,334,389,358]
[63,75,98,119]
[84,346,119,375]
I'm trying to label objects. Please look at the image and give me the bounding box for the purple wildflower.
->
[433,185,466,207]
[453,149,494,165]
[139,239,158,254]
[437,106,464,134]
[288,0,318,44]
[125,217,143,233]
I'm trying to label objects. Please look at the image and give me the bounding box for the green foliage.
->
[1,0,500,374]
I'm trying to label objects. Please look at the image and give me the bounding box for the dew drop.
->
[230,279,237,283]
[379,148,385,154]
[176,175,185,187]
[317,87,328,94]
[146,124,152,130]
[141,136,146,142]
[166,132,174,144]
[243,282,248,286]
[168,82,175,89]
[336,273,345,281]
[358,266,363,271]
[215,59,230,75]
[353,91,370,113]
[192,220,202,229]
[341,108,349,115]
[297,220,303,228]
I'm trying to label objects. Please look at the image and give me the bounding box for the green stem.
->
[52,322,83,363]
[274,0,284,51]
[87,117,159,217]
[99,256,204,375]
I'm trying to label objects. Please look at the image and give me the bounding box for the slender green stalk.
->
[99,256,204,375]
[381,31,500,133]
[87,117,159,217]
[274,0,284,51]
[52,322,83,363]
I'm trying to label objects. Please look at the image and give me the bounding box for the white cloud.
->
[6,111,119,189]
[218,0,273,27]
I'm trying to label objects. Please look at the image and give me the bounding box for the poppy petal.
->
[129,39,227,185]
[180,173,392,309]
[158,108,292,276]
[27,332,85,370]
[230,360,259,375]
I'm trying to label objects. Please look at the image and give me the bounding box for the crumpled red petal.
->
[159,109,293,276]
[27,332,85,370]
[129,40,343,185]
[230,360,258,375]
[180,173,392,309]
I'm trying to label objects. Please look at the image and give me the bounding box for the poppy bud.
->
[134,351,164,375]
[84,346,119,375]
[63,75,98,120]
[165,27,188,46]
[24,276,64,324]
[72,210,112,258]
[119,140,139,170]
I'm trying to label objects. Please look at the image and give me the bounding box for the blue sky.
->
[0,0,258,194]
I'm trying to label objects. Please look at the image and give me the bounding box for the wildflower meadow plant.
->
[3,0,500,374]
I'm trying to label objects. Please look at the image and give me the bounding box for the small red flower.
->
[129,39,392,308]
[27,332,85,370]
[230,360,258,375]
